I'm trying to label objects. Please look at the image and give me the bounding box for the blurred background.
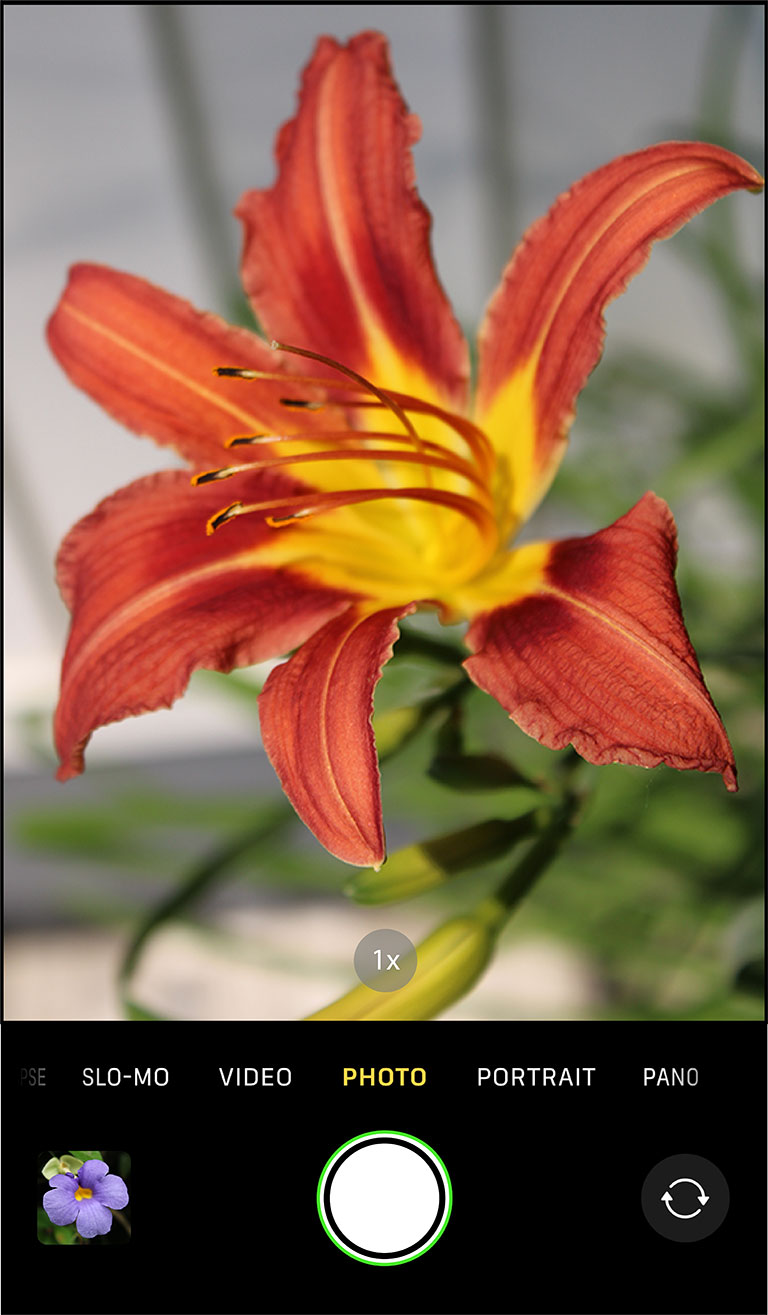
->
[4,4,764,1020]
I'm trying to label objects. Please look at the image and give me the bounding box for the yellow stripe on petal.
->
[61,303,269,435]
[464,494,737,791]
[46,264,309,468]
[54,469,355,782]
[259,604,416,867]
[475,143,764,527]
[454,538,552,619]
[237,34,469,414]
[473,353,540,537]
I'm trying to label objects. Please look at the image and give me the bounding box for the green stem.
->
[307,760,589,1021]
[378,673,470,765]
[112,1209,132,1237]
[119,804,292,988]
[478,762,585,934]
[394,628,466,666]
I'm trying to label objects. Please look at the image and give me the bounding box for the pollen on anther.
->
[268,508,312,525]
[206,502,242,535]
[193,469,230,485]
[214,366,256,379]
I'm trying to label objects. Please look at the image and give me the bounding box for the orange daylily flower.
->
[49,32,761,867]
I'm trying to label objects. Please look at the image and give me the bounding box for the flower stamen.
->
[271,339,421,440]
[226,429,453,454]
[195,444,486,491]
[205,486,497,541]
[280,397,325,410]
[206,343,500,558]
[213,364,494,473]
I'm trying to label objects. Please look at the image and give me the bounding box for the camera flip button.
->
[641,1154,730,1242]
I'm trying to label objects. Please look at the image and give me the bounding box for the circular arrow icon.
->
[661,1177,709,1218]
[642,1155,729,1242]
[662,1178,710,1215]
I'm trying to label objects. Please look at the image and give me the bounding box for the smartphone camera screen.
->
[4,7,765,1315]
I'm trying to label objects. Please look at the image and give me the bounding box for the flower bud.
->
[372,705,422,757]
[59,1155,85,1175]
[306,905,503,1021]
[42,1155,83,1180]
[346,815,539,904]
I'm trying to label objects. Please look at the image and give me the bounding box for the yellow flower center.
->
[196,343,511,616]
[74,1186,93,1201]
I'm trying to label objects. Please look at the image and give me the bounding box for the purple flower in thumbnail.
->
[43,1158,129,1238]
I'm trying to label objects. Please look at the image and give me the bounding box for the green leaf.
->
[37,1207,57,1244]
[428,751,538,792]
[54,1224,80,1245]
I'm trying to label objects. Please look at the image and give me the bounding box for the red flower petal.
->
[55,468,355,780]
[258,603,415,867]
[464,492,737,789]
[237,32,468,408]
[47,264,310,468]
[475,143,764,524]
